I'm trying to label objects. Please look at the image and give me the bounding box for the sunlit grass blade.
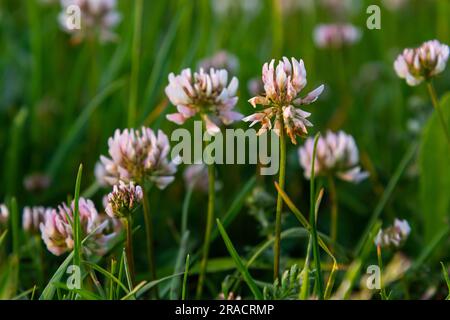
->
[46,79,126,179]
[39,251,74,300]
[216,219,263,300]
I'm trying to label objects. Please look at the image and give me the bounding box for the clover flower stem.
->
[196,162,216,299]
[376,244,387,300]
[426,81,450,150]
[122,216,135,286]
[142,189,158,298]
[328,175,338,247]
[274,123,287,281]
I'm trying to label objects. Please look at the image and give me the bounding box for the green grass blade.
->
[170,231,190,300]
[135,273,184,299]
[441,262,450,300]
[182,254,190,300]
[216,219,263,300]
[72,164,83,270]
[309,133,324,299]
[39,252,74,300]
[83,260,130,294]
[4,108,27,197]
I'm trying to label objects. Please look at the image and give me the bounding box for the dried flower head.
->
[165,68,242,135]
[23,173,51,193]
[375,219,411,248]
[105,181,143,219]
[218,292,242,300]
[40,197,118,256]
[394,40,449,86]
[98,128,177,189]
[0,204,9,227]
[243,57,324,144]
[313,23,361,49]
[199,50,239,75]
[23,206,50,234]
[59,0,121,43]
[299,131,369,183]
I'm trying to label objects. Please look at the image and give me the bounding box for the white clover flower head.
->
[0,204,9,226]
[374,219,411,248]
[59,0,121,43]
[313,23,361,49]
[298,131,369,183]
[198,50,240,75]
[243,57,324,144]
[382,0,408,11]
[39,197,117,256]
[183,164,209,193]
[94,161,109,187]
[394,40,449,86]
[99,127,177,189]
[105,181,143,219]
[23,206,50,234]
[165,67,242,135]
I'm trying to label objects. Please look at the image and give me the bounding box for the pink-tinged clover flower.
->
[243,57,324,144]
[394,40,449,86]
[105,181,143,219]
[298,131,369,183]
[313,23,361,49]
[98,128,177,189]
[39,197,119,256]
[23,206,50,234]
[59,0,121,43]
[198,50,239,75]
[0,204,9,228]
[165,68,242,135]
[374,219,411,248]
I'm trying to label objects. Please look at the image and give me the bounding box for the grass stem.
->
[196,162,215,299]
[426,81,450,151]
[142,187,158,298]
[328,175,338,246]
[122,217,135,286]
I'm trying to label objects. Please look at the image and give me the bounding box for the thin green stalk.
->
[426,81,450,150]
[376,245,387,300]
[142,187,158,298]
[122,217,135,286]
[310,133,324,299]
[274,119,287,281]
[328,175,338,245]
[196,163,215,299]
[128,0,143,127]
[108,259,117,300]
[182,254,190,300]
[73,164,83,270]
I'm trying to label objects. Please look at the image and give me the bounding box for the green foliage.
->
[419,93,450,243]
